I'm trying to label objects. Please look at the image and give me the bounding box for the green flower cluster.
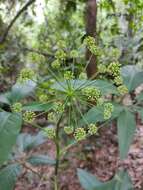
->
[12,102,22,113]
[114,76,123,85]
[64,126,74,135]
[44,127,56,139]
[97,97,104,106]
[54,102,65,113]
[18,68,35,83]
[48,112,56,123]
[51,60,61,69]
[97,64,107,74]
[23,111,36,123]
[57,40,66,49]
[70,50,79,58]
[117,85,128,95]
[107,62,121,77]
[84,36,98,55]
[103,103,114,120]
[55,50,66,61]
[88,124,98,135]
[39,94,48,102]
[64,71,74,80]
[83,87,101,102]
[74,128,86,141]
[107,62,128,95]
[79,72,87,79]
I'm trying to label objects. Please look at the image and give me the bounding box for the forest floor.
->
[15,120,143,190]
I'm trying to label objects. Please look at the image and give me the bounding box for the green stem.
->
[54,114,63,190]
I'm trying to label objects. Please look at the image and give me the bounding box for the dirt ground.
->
[14,121,143,190]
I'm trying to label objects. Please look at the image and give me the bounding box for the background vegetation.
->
[0,0,143,190]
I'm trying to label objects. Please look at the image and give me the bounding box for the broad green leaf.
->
[121,65,143,92]
[77,169,102,190]
[52,79,117,95]
[136,92,143,102]
[117,110,136,160]
[28,155,56,165]
[0,93,11,105]
[0,112,22,164]
[81,103,123,125]
[77,169,134,190]
[23,102,53,111]
[7,81,36,104]
[0,164,22,190]
[16,132,46,152]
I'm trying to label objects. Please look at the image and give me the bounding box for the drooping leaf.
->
[0,93,11,105]
[117,110,136,160]
[136,92,143,102]
[7,81,36,104]
[28,154,56,166]
[81,103,123,125]
[121,65,143,92]
[52,79,117,95]
[77,168,102,190]
[77,169,134,190]
[0,112,22,164]
[23,102,53,111]
[16,132,47,152]
[0,164,22,190]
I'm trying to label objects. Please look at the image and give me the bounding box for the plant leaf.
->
[23,102,53,111]
[117,110,136,160]
[77,168,102,190]
[52,79,117,95]
[28,154,56,165]
[7,81,36,104]
[0,112,22,164]
[16,132,47,152]
[121,65,143,92]
[81,103,123,125]
[136,92,143,102]
[0,164,22,190]
[77,169,134,190]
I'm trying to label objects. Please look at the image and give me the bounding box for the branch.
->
[22,47,54,58]
[0,0,36,44]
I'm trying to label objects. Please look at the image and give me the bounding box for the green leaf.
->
[117,110,136,160]
[7,81,36,104]
[0,164,22,190]
[77,169,134,190]
[0,112,22,164]
[23,102,53,111]
[136,92,143,102]
[52,79,117,95]
[122,65,143,92]
[81,103,123,125]
[0,93,11,105]
[28,155,56,165]
[16,132,46,152]
[77,168,101,190]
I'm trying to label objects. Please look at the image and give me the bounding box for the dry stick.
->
[0,0,36,44]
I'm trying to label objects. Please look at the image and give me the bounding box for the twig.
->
[0,0,36,44]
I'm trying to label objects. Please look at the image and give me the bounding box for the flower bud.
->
[23,111,36,123]
[44,127,56,139]
[12,102,22,113]
[64,126,74,135]
[74,128,86,141]
[88,124,98,135]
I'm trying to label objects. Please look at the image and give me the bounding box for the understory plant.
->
[0,37,143,190]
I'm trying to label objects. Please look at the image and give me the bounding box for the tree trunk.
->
[85,0,97,78]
